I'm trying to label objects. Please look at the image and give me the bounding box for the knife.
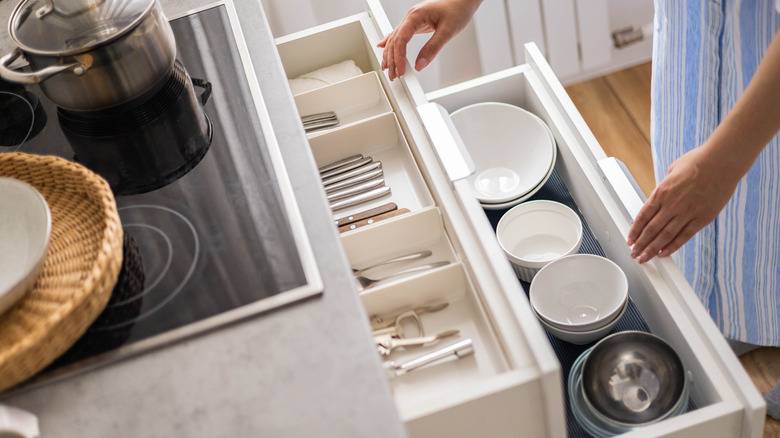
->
[327,178,386,203]
[338,208,410,233]
[302,111,338,124]
[318,154,363,174]
[322,161,382,187]
[320,156,373,179]
[325,168,384,194]
[334,202,398,227]
[330,186,391,211]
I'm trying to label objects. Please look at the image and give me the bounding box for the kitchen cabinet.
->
[275,0,765,436]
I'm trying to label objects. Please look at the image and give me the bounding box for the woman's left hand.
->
[627,144,739,263]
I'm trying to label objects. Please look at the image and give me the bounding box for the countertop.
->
[0,0,407,436]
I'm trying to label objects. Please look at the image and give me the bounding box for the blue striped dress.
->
[652,0,780,346]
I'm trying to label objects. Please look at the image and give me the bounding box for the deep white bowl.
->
[0,177,51,316]
[530,254,628,332]
[450,102,556,204]
[496,200,583,282]
[535,298,627,344]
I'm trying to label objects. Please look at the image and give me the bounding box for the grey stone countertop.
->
[0,0,407,436]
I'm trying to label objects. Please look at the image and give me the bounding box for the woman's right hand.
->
[378,0,483,81]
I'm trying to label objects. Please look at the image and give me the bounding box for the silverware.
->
[320,156,373,179]
[327,178,385,203]
[333,202,397,227]
[353,250,433,276]
[302,111,337,125]
[318,154,363,174]
[322,161,382,187]
[383,338,474,378]
[325,167,384,194]
[330,186,390,211]
[355,261,450,290]
[303,111,339,132]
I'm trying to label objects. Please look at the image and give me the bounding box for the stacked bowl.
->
[449,102,557,210]
[568,331,692,437]
[530,254,628,344]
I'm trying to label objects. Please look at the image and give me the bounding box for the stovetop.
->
[0,3,322,386]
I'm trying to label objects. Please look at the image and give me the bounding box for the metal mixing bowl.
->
[580,331,687,426]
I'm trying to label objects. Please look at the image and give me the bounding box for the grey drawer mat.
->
[483,169,696,438]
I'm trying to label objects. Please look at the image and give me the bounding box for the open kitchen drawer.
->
[273,1,766,437]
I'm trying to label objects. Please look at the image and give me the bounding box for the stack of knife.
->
[320,153,393,212]
[302,111,339,132]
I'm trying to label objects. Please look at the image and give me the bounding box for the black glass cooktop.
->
[0,3,321,385]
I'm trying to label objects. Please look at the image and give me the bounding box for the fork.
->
[355,261,449,290]
[352,250,433,276]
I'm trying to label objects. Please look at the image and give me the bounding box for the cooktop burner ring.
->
[91,204,200,331]
[0,90,35,150]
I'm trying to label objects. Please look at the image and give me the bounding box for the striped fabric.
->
[652,0,780,346]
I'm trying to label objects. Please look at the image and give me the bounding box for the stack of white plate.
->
[450,102,557,210]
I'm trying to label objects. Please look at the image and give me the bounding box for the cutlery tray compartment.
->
[294,72,393,136]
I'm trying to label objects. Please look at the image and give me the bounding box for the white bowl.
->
[450,102,556,204]
[530,254,628,332]
[536,299,627,345]
[0,177,51,316]
[496,200,583,282]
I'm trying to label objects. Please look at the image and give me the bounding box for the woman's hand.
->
[378,0,482,80]
[627,144,740,263]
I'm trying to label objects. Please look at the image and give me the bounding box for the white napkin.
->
[288,60,363,95]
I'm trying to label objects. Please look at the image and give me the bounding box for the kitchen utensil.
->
[318,153,363,174]
[0,177,51,316]
[338,208,409,233]
[355,261,449,290]
[353,250,433,276]
[320,156,372,179]
[330,186,391,211]
[376,329,460,356]
[326,177,385,203]
[322,160,382,187]
[370,302,449,332]
[325,167,384,194]
[496,200,583,281]
[333,202,397,227]
[302,111,338,132]
[1,0,177,111]
[530,254,628,332]
[450,102,556,204]
[581,331,689,426]
[384,338,474,378]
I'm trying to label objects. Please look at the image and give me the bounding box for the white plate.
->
[451,102,556,204]
[0,177,51,316]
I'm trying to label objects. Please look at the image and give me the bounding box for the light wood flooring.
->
[565,62,780,437]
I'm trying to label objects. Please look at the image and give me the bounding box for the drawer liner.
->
[484,169,696,438]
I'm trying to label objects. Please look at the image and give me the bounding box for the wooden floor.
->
[565,62,780,437]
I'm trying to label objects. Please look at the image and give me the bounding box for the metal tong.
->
[371,303,459,356]
[302,111,338,132]
[384,338,474,378]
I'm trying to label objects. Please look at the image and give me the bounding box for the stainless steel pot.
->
[0,0,176,111]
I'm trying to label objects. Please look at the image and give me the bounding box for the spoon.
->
[352,250,433,276]
[355,261,449,290]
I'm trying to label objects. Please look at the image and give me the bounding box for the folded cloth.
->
[288,60,363,95]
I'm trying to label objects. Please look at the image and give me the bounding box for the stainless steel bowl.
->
[580,331,687,426]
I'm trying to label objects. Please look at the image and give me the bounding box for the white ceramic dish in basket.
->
[496,200,583,282]
[450,102,556,205]
[530,254,628,332]
[0,177,52,316]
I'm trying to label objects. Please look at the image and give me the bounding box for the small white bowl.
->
[496,200,583,282]
[536,299,628,345]
[0,177,51,316]
[530,254,628,332]
[450,102,556,204]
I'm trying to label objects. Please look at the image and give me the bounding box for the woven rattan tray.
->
[0,152,123,392]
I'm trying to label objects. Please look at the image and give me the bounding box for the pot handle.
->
[192,78,212,106]
[0,48,85,85]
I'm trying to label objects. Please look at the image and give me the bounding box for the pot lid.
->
[9,0,154,55]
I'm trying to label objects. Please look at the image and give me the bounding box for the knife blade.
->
[326,177,385,203]
[320,156,373,179]
[318,154,363,174]
[302,111,337,124]
[322,161,382,187]
[325,168,384,194]
[330,186,391,211]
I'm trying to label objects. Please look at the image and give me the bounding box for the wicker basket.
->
[0,152,123,392]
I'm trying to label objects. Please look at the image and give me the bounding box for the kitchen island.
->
[0,0,408,436]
